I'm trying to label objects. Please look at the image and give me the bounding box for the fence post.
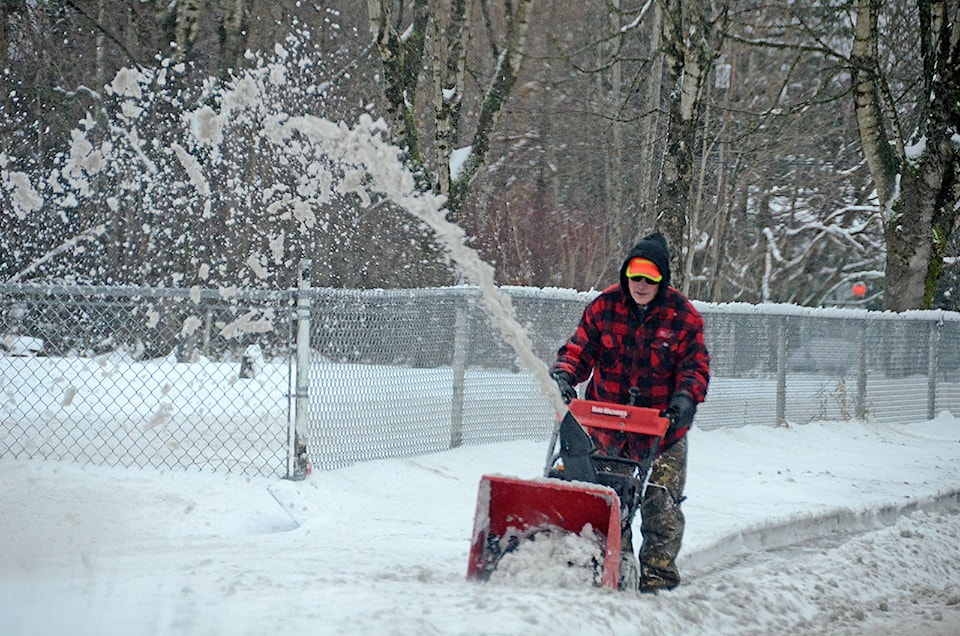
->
[927,316,941,420]
[202,308,213,356]
[776,316,787,426]
[450,294,470,448]
[856,319,868,419]
[287,259,312,480]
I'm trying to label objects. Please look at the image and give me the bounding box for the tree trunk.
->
[367,0,431,187]
[607,0,625,241]
[218,0,250,79]
[884,165,936,310]
[852,0,960,310]
[429,0,468,197]
[173,0,204,63]
[850,0,899,207]
[653,0,724,288]
[446,0,533,221]
[637,4,664,234]
[368,1,533,223]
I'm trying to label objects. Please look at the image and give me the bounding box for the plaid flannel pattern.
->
[552,284,710,455]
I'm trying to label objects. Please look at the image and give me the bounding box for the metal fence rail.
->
[2,282,959,478]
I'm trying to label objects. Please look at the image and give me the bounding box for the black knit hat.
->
[619,232,672,302]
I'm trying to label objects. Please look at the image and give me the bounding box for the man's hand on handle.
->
[661,393,695,433]
[550,370,577,404]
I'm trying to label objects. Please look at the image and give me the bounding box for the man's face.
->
[628,276,659,306]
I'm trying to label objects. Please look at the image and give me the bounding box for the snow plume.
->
[188,105,224,149]
[239,107,559,405]
[3,24,448,293]
[276,113,562,408]
[107,67,145,101]
[171,142,211,198]
[219,309,276,339]
[7,225,106,284]
[0,157,43,220]
[4,24,551,402]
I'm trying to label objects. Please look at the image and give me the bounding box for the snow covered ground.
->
[3,411,960,635]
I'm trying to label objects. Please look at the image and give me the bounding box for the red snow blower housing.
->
[466,398,669,590]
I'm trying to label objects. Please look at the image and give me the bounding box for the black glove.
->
[550,370,578,404]
[661,393,696,433]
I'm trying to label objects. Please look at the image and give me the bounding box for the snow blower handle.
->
[565,400,669,439]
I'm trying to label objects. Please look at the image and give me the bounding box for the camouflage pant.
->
[622,436,688,591]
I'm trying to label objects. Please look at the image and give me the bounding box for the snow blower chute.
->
[466,398,669,590]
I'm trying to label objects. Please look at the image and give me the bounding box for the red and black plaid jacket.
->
[552,283,710,455]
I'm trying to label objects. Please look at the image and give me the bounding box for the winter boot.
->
[639,563,680,593]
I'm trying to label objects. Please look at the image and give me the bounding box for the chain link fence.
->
[699,304,960,429]
[0,283,295,477]
[3,281,959,478]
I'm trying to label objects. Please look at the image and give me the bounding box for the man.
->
[550,232,710,593]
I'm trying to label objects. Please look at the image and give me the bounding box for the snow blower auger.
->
[466,397,668,590]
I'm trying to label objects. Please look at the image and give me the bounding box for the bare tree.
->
[652,0,729,289]
[851,0,960,310]
[5,0,952,310]
[366,0,533,222]
[706,2,891,307]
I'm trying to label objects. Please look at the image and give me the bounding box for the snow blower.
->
[466,398,669,590]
